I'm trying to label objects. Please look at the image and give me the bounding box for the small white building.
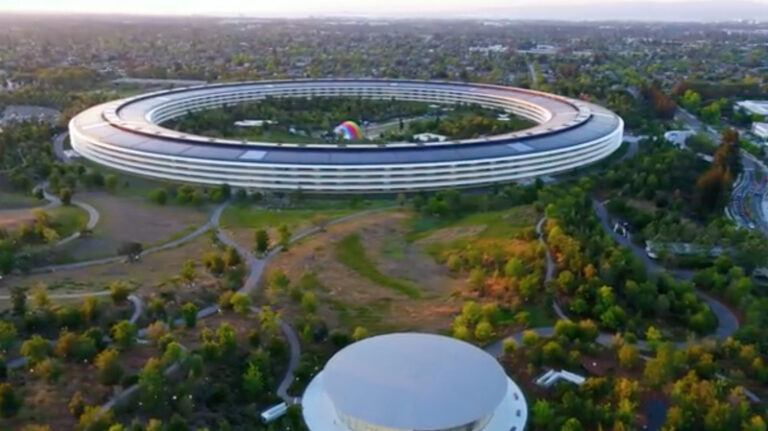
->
[752,122,768,141]
[735,101,768,118]
[234,119,278,128]
[413,132,448,143]
[664,130,695,148]
[534,369,586,388]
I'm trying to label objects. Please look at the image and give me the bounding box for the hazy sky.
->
[2,0,766,18]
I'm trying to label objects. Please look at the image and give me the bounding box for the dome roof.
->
[322,333,508,431]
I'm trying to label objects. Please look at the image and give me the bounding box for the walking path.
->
[98,203,394,411]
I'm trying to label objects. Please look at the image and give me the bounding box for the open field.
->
[220,200,390,252]
[263,210,468,334]
[0,190,43,210]
[0,235,215,297]
[46,192,209,262]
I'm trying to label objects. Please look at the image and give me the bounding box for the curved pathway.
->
[488,202,741,356]
[100,204,395,411]
[591,198,738,339]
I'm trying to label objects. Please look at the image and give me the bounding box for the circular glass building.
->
[302,333,528,431]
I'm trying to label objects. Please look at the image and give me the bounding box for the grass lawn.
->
[407,205,538,242]
[49,205,89,237]
[335,233,421,299]
[222,201,384,230]
[0,191,44,209]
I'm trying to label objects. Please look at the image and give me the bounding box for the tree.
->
[59,187,73,205]
[254,229,269,254]
[34,358,63,382]
[111,320,137,349]
[217,323,237,357]
[180,259,196,286]
[0,383,22,418]
[278,224,291,250]
[81,295,101,323]
[522,330,539,348]
[108,281,130,304]
[300,291,317,313]
[68,391,85,417]
[681,89,702,111]
[223,246,241,268]
[562,418,584,431]
[618,343,639,369]
[10,286,27,316]
[646,326,662,352]
[203,252,225,275]
[474,319,494,342]
[230,293,252,315]
[181,302,198,328]
[530,399,554,427]
[242,361,264,402]
[352,326,368,341]
[138,357,167,412]
[77,406,114,431]
[0,321,18,352]
[21,335,50,364]
[149,188,167,205]
[104,174,118,192]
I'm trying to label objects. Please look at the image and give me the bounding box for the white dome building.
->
[302,333,528,431]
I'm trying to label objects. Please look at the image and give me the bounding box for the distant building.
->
[234,119,278,128]
[517,45,559,55]
[469,44,508,53]
[752,122,768,141]
[1,105,60,125]
[664,130,695,148]
[735,100,768,118]
[413,132,448,143]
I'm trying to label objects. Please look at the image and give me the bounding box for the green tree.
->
[278,224,291,250]
[242,361,264,402]
[104,174,118,192]
[68,391,85,417]
[474,319,494,342]
[223,246,241,268]
[530,399,554,428]
[149,188,167,205]
[59,187,73,205]
[138,357,167,412]
[21,335,50,364]
[181,302,198,328]
[230,293,252,315]
[0,321,18,352]
[618,343,639,369]
[203,252,225,275]
[300,291,317,313]
[254,229,269,254]
[108,281,130,304]
[10,286,27,316]
[77,406,114,431]
[180,259,196,286]
[352,326,368,341]
[562,418,584,431]
[111,321,137,349]
[95,348,123,385]
[0,383,22,418]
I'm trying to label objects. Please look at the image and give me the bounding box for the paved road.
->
[527,62,538,86]
[487,197,741,358]
[53,132,71,164]
[591,198,739,340]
